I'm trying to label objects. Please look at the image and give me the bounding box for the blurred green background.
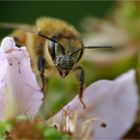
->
[0,1,114,37]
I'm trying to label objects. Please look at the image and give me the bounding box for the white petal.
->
[4,46,43,119]
[0,37,16,52]
[0,48,8,120]
[51,70,138,139]
[90,70,138,139]
[0,48,8,80]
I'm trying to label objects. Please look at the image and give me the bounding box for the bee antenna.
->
[38,32,57,43]
[71,48,82,56]
[85,45,113,49]
[71,45,113,56]
[37,32,65,54]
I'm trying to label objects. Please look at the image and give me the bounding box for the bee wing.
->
[0,22,36,34]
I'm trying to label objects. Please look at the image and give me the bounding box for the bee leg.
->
[73,66,86,109]
[40,71,46,92]
[37,56,47,92]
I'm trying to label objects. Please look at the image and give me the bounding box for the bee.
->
[0,17,112,108]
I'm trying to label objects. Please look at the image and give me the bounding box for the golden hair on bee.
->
[0,17,113,109]
[36,17,80,38]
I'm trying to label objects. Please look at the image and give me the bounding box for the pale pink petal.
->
[0,37,16,52]
[51,70,138,139]
[90,70,138,139]
[5,47,43,118]
[0,48,8,81]
[0,37,43,119]
[0,48,8,120]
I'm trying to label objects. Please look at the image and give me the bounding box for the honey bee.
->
[0,17,112,108]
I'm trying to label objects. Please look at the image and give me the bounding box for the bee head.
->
[37,33,83,78]
[47,35,83,78]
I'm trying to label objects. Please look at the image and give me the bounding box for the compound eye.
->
[48,40,56,60]
[48,40,65,61]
